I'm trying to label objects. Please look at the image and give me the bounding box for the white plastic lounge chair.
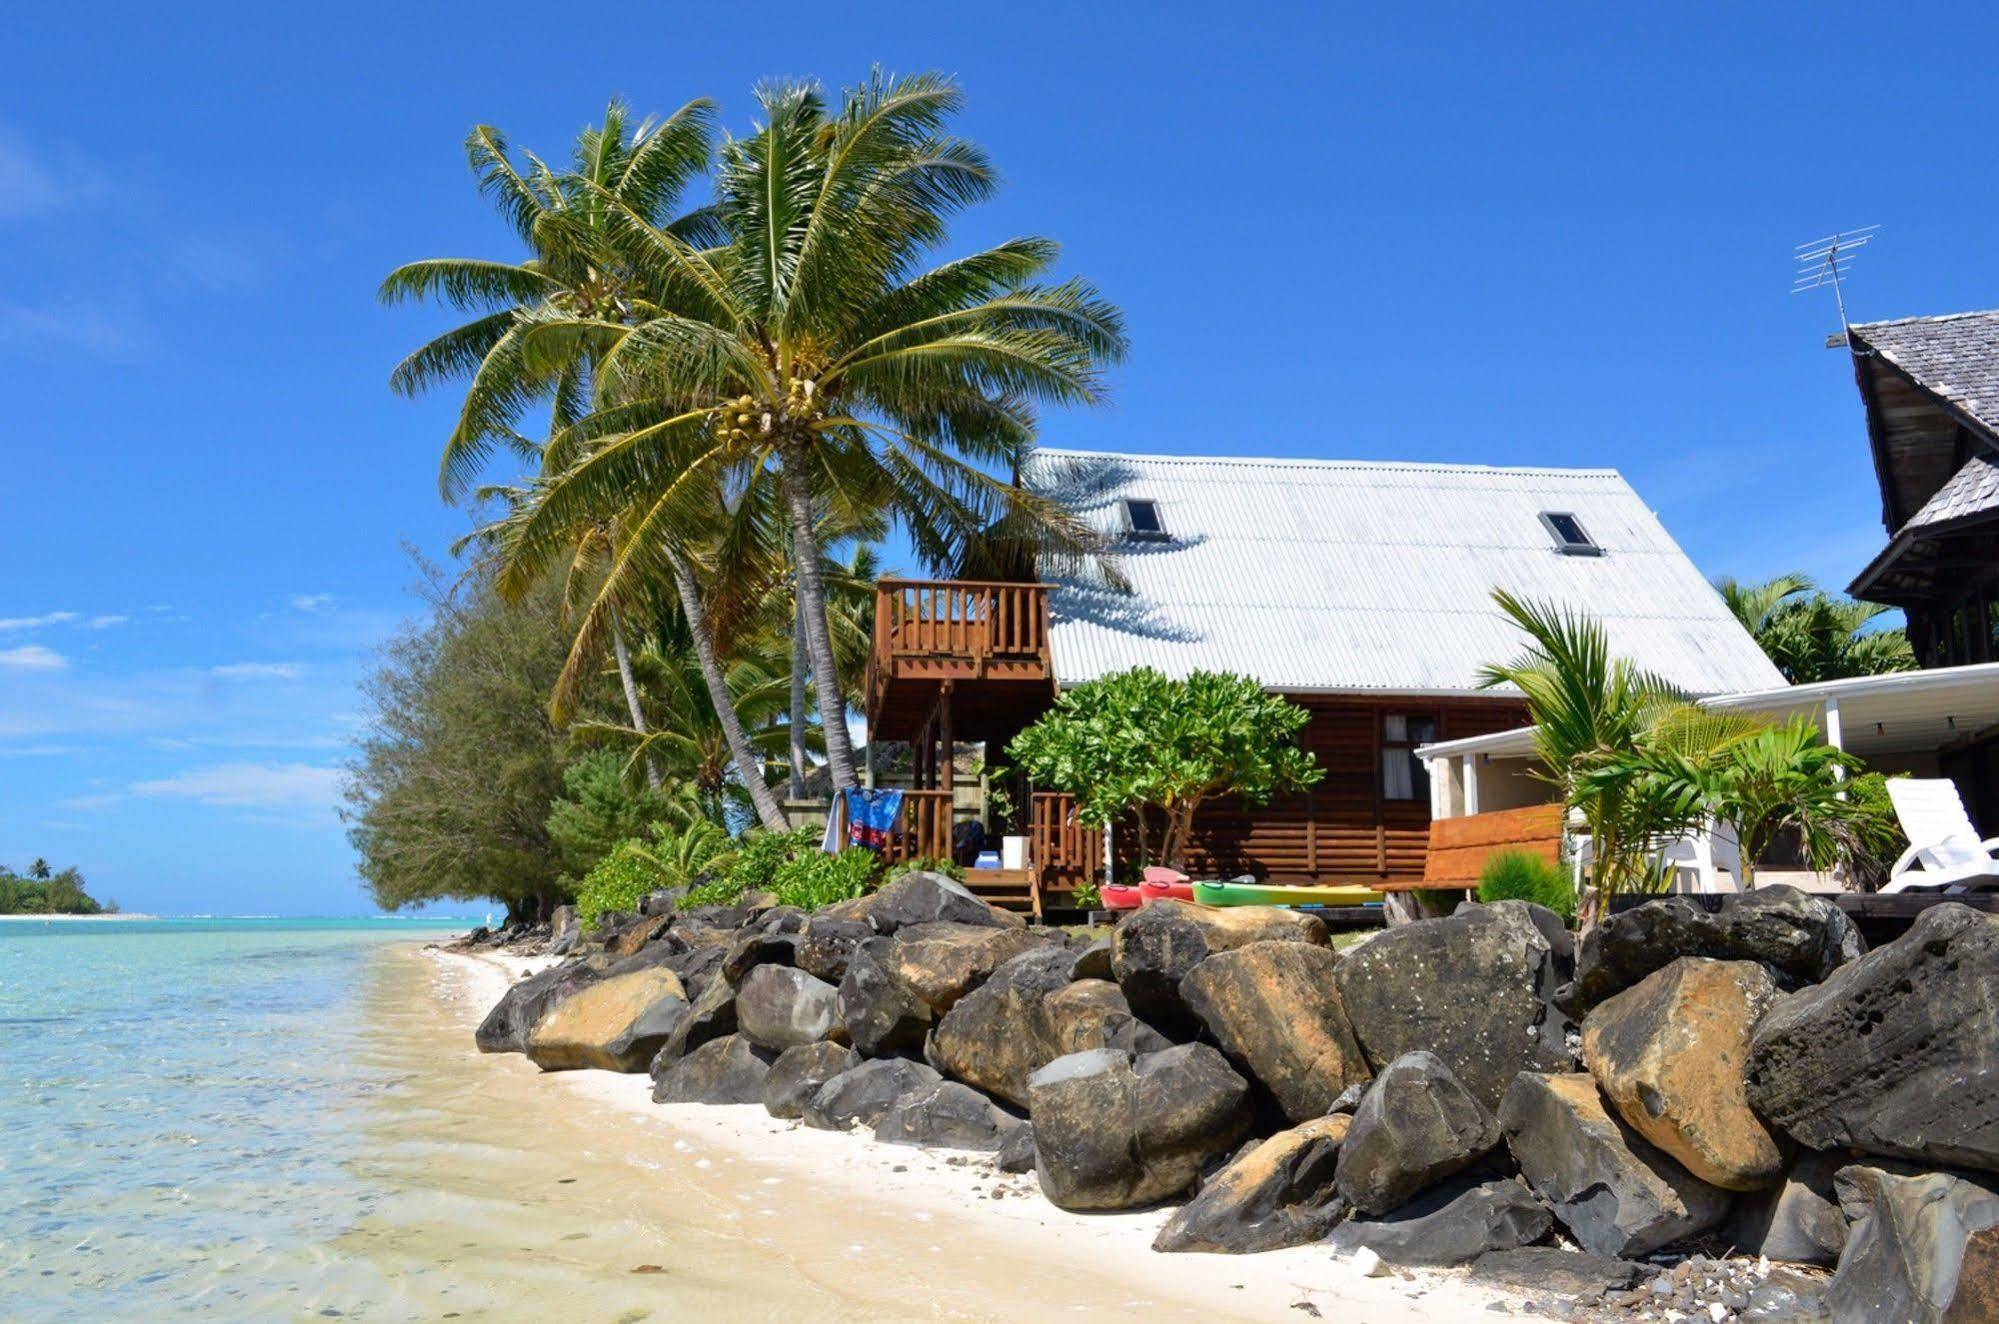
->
[1881,779,1999,894]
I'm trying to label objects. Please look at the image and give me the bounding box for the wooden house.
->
[863,449,1782,911]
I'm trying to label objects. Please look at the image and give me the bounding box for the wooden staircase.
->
[961,868,1037,915]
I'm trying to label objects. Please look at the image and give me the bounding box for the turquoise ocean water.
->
[0,918,468,1321]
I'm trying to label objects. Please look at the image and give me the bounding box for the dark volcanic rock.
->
[475,960,599,1053]
[1333,1051,1499,1215]
[1111,900,1328,1036]
[885,922,1049,1014]
[657,968,737,1062]
[1330,1174,1552,1266]
[928,947,1167,1108]
[548,905,579,956]
[996,1122,1037,1174]
[1468,1246,1649,1297]
[1827,1164,1999,1324]
[1561,885,1862,1018]
[650,1033,776,1104]
[1180,940,1372,1124]
[1334,901,1573,1111]
[1027,1044,1252,1211]
[678,903,753,930]
[734,965,843,1052]
[1582,956,1786,1191]
[1152,1114,1351,1253]
[873,1081,1026,1153]
[794,916,874,984]
[802,1057,943,1132]
[720,929,800,985]
[1499,1071,1730,1257]
[1747,903,1999,1174]
[1726,1150,1848,1266]
[525,966,688,1072]
[837,871,1024,935]
[761,1041,859,1120]
[1069,937,1114,982]
[837,936,934,1056]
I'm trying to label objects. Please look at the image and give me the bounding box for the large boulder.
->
[829,871,1023,935]
[1500,1071,1730,1257]
[996,1122,1037,1174]
[548,905,579,956]
[1726,1151,1849,1266]
[761,1041,859,1120]
[524,966,688,1072]
[836,937,934,1056]
[1152,1114,1351,1253]
[719,928,800,985]
[885,922,1050,1014]
[928,947,1167,1108]
[1561,885,1862,1018]
[734,965,843,1052]
[1027,1044,1252,1211]
[1747,904,1999,1174]
[1179,941,1372,1123]
[794,916,875,984]
[1827,1164,1999,1324]
[650,1033,776,1104]
[802,1057,943,1132]
[1330,1174,1552,1267]
[604,913,673,959]
[1112,900,1328,1035]
[656,968,738,1062]
[873,1081,1027,1153]
[475,960,599,1053]
[1334,901,1573,1111]
[1468,1247,1649,1298]
[1581,956,1786,1191]
[1333,1051,1499,1215]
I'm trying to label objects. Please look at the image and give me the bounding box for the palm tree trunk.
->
[607,605,662,791]
[665,548,790,832]
[789,577,810,800]
[781,453,860,792]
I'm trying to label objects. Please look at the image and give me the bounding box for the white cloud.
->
[289,594,335,613]
[86,614,130,629]
[0,130,105,220]
[130,761,344,811]
[0,300,149,361]
[210,662,304,682]
[0,611,79,632]
[0,645,67,670]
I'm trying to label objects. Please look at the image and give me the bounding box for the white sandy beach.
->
[431,945,1554,1323]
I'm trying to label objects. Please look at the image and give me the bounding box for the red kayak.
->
[1101,882,1145,911]
[1139,867,1194,905]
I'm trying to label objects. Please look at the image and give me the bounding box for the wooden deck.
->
[836,787,1101,918]
[865,579,1054,742]
[1405,803,1566,893]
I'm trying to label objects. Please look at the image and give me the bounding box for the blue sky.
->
[3,3,1994,915]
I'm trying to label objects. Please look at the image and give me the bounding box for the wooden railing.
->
[872,579,1050,671]
[873,789,955,866]
[1031,791,1102,893]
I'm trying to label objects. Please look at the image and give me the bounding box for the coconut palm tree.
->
[1715,573,1915,683]
[503,71,1127,793]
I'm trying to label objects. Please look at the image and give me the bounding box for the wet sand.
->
[419,947,1550,1322]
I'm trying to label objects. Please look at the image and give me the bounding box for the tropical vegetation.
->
[1717,573,1915,683]
[1008,668,1323,870]
[365,72,1123,915]
[1475,849,1575,923]
[0,860,113,916]
[1481,591,1900,921]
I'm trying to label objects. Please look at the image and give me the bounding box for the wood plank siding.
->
[1168,696,1529,888]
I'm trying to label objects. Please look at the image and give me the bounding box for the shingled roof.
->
[1849,309,1999,439]
[1906,452,1999,531]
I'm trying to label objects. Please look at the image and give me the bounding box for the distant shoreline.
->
[0,913,157,923]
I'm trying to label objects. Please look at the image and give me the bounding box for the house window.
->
[1381,714,1438,801]
[1540,511,1601,556]
[1122,498,1167,539]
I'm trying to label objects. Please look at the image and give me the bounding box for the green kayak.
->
[1192,880,1381,908]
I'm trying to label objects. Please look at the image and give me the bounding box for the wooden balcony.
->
[865,579,1055,743]
[837,787,1102,917]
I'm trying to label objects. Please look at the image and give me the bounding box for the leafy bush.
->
[1069,879,1101,909]
[681,826,820,907]
[1476,850,1576,923]
[772,848,879,911]
[885,855,963,883]
[575,843,671,932]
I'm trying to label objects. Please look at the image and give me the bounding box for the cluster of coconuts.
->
[710,377,822,445]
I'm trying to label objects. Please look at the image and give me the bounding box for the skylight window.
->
[1540,511,1602,556]
[1122,498,1167,540]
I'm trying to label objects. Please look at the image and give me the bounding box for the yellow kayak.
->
[1192,880,1381,908]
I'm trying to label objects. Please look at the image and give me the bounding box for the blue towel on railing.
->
[844,787,905,852]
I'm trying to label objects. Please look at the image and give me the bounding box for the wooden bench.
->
[1382,803,1565,893]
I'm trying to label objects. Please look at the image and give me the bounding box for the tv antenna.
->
[1793,225,1879,344]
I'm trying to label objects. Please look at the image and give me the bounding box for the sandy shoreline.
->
[0,912,158,922]
[429,945,1553,1322]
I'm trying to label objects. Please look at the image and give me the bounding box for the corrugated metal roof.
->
[1021,448,1787,697]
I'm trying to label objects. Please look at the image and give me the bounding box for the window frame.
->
[1121,498,1169,540]
[1539,510,1603,556]
[1379,711,1440,804]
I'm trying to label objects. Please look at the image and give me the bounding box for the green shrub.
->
[1476,850,1576,923]
[575,843,671,932]
[885,855,963,883]
[772,848,880,911]
[724,827,821,896]
[1069,879,1101,909]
